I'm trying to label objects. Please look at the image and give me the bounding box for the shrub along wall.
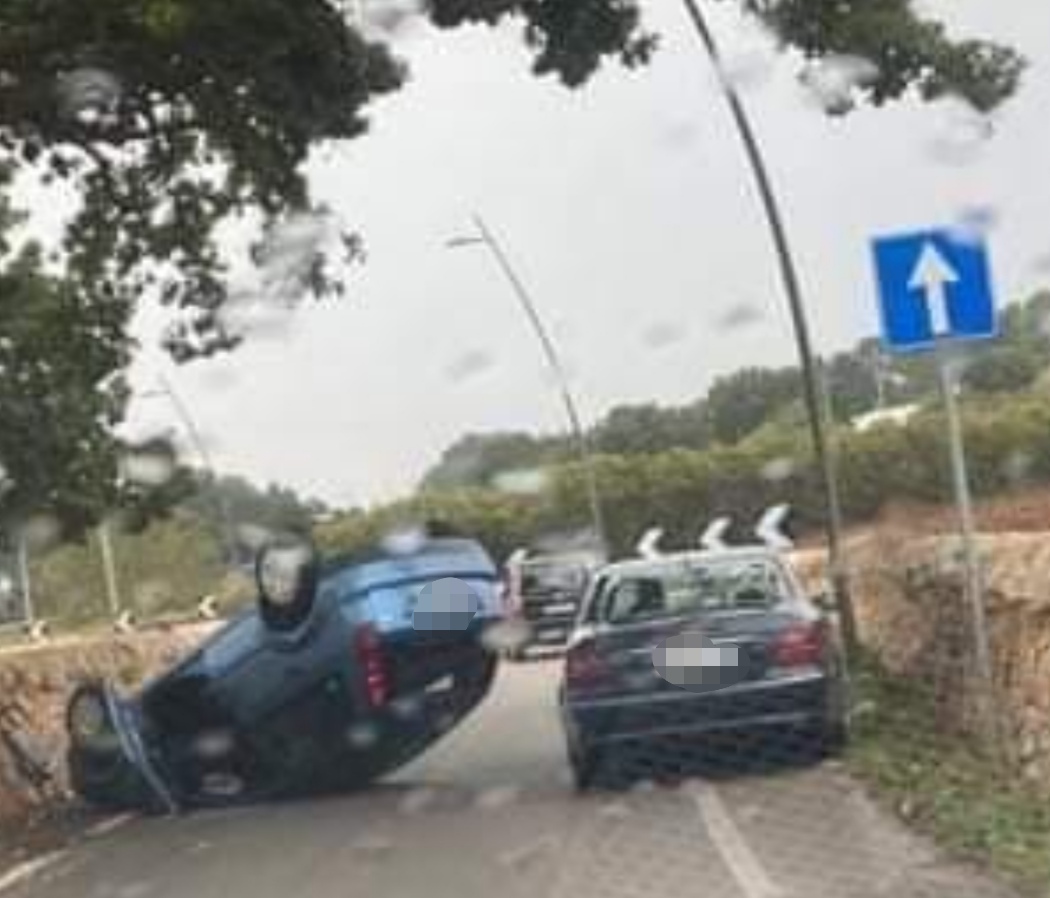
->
[317,395,1050,563]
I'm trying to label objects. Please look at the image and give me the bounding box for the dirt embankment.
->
[0,624,218,826]
[794,525,1050,789]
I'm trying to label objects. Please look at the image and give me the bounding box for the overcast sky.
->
[122,1,1050,508]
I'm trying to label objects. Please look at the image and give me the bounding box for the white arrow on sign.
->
[699,517,732,551]
[755,504,794,551]
[908,241,959,337]
[636,528,664,559]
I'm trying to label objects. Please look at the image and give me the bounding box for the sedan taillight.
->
[770,621,826,668]
[354,624,390,708]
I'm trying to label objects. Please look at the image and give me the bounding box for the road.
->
[4,660,1020,898]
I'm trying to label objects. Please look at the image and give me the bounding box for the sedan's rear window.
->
[599,557,789,624]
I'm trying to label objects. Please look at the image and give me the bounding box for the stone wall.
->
[794,529,1050,789]
[0,624,218,823]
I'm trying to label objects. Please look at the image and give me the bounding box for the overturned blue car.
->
[65,534,505,812]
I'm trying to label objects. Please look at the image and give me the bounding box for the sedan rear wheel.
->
[569,739,601,791]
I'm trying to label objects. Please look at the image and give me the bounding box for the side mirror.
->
[255,537,319,631]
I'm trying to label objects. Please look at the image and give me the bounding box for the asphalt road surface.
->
[3,660,1022,898]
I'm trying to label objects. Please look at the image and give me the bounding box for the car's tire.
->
[568,736,601,792]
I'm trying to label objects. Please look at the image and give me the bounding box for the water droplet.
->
[446,350,494,383]
[642,322,687,350]
[925,97,995,166]
[713,302,763,332]
[347,722,380,750]
[349,834,394,856]
[236,524,273,551]
[390,694,424,720]
[491,468,548,496]
[190,729,236,761]
[121,448,176,488]
[475,785,520,810]
[597,801,632,820]
[498,836,557,870]
[399,787,437,815]
[481,619,532,652]
[761,457,796,483]
[718,51,774,94]
[1003,451,1032,486]
[949,205,997,246]
[800,54,880,115]
[382,527,427,556]
[20,515,60,552]
[359,0,424,35]
[56,68,122,125]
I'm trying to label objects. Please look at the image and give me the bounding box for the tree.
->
[0,2,1022,363]
[705,367,801,444]
[421,432,568,490]
[592,403,708,456]
[0,243,130,536]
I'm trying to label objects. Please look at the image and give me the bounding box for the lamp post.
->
[447,214,608,558]
[679,0,857,656]
[138,377,238,565]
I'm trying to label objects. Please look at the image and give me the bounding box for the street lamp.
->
[447,214,608,558]
[679,0,858,656]
[138,376,239,565]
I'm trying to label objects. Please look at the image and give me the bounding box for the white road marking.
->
[692,784,783,898]
[0,851,66,895]
[85,812,136,838]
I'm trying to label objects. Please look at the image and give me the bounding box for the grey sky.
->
[123,1,1050,507]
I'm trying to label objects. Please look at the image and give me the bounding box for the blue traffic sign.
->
[872,229,996,353]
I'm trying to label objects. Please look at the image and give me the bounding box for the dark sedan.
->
[66,534,505,812]
[558,548,849,789]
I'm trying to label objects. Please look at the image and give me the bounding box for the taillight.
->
[770,621,826,668]
[354,625,390,708]
[566,639,609,685]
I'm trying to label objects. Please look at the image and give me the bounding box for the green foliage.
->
[849,659,1050,890]
[705,366,802,444]
[745,0,1024,113]
[30,513,225,623]
[421,432,568,491]
[0,245,130,535]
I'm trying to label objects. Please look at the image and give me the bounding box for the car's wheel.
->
[568,736,601,791]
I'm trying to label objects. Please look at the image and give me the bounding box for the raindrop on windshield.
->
[480,619,531,653]
[236,524,273,552]
[950,205,998,246]
[713,302,763,332]
[475,784,520,810]
[55,68,122,126]
[446,350,494,384]
[761,457,796,483]
[121,448,176,488]
[357,0,424,36]
[347,722,380,750]
[718,51,774,94]
[382,527,427,556]
[799,54,879,115]
[642,322,687,350]
[491,468,548,496]
[924,97,995,166]
[20,515,61,552]
[399,787,437,815]
[1003,451,1032,486]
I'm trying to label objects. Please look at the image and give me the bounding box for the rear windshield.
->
[597,557,789,624]
[520,563,588,592]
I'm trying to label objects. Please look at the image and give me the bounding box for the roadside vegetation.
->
[849,658,1050,892]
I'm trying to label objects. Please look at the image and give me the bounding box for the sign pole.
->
[935,349,996,739]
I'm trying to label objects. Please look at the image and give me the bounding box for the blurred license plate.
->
[539,628,567,642]
[542,603,577,616]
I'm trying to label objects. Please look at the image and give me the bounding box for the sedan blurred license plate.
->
[539,627,568,642]
[542,603,577,616]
